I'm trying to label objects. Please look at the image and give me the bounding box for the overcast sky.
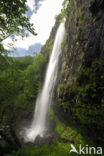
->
[3,0,64,57]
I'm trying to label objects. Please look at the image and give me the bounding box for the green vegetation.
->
[4,109,95,156]
[0,0,36,42]
[0,0,36,63]
[0,52,97,156]
[57,0,104,148]
[0,0,104,155]
[0,55,46,155]
[60,0,67,22]
[57,58,104,143]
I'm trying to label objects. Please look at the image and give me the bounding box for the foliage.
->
[59,0,67,22]
[57,0,104,146]
[57,58,104,145]
[5,109,95,156]
[0,0,36,77]
[1,0,104,155]
[41,15,61,63]
[0,0,36,43]
[0,54,46,154]
[0,9,64,155]
[74,59,104,142]
[13,56,34,70]
[22,54,46,101]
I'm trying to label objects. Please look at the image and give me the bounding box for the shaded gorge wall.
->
[56,0,104,146]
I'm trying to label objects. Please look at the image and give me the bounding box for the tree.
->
[0,0,36,51]
[0,54,46,153]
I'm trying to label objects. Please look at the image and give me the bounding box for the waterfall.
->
[24,22,65,143]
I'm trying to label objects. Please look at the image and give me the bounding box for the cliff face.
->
[57,0,104,145]
[41,15,61,63]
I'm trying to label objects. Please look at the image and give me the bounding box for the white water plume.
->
[24,22,65,142]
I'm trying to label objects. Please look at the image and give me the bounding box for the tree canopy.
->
[0,0,36,53]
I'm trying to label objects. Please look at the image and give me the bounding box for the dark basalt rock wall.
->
[57,0,104,145]
[89,0,104,15]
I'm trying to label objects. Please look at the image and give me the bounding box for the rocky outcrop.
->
[57,0,104,145]
[41,15,61,62]
[89,0,104,15]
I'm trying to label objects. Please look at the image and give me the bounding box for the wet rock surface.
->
[25,133,75,146]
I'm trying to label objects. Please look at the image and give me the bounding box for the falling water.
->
[24,22,65,142]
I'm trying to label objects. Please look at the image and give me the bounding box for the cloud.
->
[9,43,42,57]
[34,0,44,13]
[26,0,44,15]
[3,0,64,56]
[26,0,35,11]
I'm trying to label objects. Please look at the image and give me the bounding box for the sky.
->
[3,0,64,57]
